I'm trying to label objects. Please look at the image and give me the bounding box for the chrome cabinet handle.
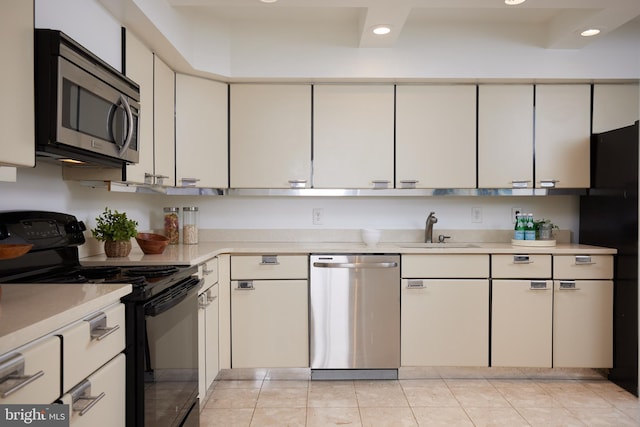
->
[288,180,307,189]
[372,180,390,189]
[529,281,549,290]
[511,180,531,188]
[0,353,45,399]
[180,178,201,187]
[76,392,106,416]
[406,280,425,289]
[260,255,279,265]
[85,312,120,341]
[513,255,532,264]
[574,255,595,265]
[399,180,418,189]
[539,179,559,188]
[559,280,580,290]
[236,281,255,290]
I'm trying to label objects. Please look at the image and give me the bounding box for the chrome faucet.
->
[425,211,438,243]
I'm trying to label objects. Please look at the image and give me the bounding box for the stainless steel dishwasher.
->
[309,254,400,380]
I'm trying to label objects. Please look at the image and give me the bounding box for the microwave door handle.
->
[118,94,134,157]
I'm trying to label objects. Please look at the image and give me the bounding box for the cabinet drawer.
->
[59,353,125,427]
[402,254,489,278]
[200,257,219,289]
[0,335,60,404]
[231,255,308,280]
[57,303,125,392]
[491,254,552,278]
[553,255,613,280]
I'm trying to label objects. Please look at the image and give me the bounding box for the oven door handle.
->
[144,278,203,317]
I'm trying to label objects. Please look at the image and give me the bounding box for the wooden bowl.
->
[135,233,170,255]
[0,243,33,260]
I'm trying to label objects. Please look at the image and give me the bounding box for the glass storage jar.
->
[182,207,199,244]
[163,207,180,244]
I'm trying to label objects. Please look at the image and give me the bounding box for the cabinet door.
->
[176,74,228,188]
[153,55,176,186]
[535,84,590,188]
[0,0,34,168]
[230,84,311,188]
[231,280,308,368]
[553,280,613,368]
[401,279,489,366]
[124,31,154,184]
[60,353,125,427]
[593,84,640,133]
[314,85,394,188]
[396,85,476,188]
[478,85,534,188]
[491,280,552,367]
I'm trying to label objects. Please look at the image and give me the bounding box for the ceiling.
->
[167,0,640,49]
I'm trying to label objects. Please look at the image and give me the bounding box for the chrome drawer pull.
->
[85,312,120,341]
[70,380,105,416]
[76,392,106,416]
[406,280,425,289]
[0,353,46,397]
[237,281,255,290]
[399,180,418,189]
[559,281,580,290]
[513,255,532,264]
[575,255,595,265]
[511,180,531,188]
[202,267,215,276]
[529,281,549,290]
[260,255,279,265]
[288,179,307,189]
[372,180,390,189]
[539,179,559,188]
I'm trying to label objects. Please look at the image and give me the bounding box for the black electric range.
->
[0,211,201,427]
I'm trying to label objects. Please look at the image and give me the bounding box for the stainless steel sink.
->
[396,242,478,248]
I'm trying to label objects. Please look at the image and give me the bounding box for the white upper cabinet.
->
[0,0,34,171]
[176,74,228,189]
[535,84,591,189]
[313,85,394,189]
[230,84,311,189]
[396,85,476,189]
[593,84,640,133]
[478,85,534,189]
[124,32,154,185]
[153,56,176,186]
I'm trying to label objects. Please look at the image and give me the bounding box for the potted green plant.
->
[534,218,558,240]
[91,207,138,257]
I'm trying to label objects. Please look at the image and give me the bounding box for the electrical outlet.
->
[511,207,522,223]
[471,207,483,223]
[312,208,324,225]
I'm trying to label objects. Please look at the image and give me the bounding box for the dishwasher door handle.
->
[312,262,398,269]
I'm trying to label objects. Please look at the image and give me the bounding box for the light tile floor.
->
[200,368,640,426]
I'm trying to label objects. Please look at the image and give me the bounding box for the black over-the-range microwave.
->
[34,29,140,169]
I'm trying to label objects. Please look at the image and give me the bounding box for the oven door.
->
[143,277,201,427]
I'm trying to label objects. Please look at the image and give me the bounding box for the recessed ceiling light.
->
[372,25,391,35]
[581,28,601,37]
[260,0,278,3]
[505,0,526,5]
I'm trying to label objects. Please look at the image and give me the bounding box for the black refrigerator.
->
[579,120,639,396]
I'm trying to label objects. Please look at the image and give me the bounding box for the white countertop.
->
[80,241,617,267]
[0,283,131,355]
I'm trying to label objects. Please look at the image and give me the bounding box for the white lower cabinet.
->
[401,279,489,366]
[231,279,308,368]
[553,280,613,368]
[491,280,553,367]
[198,257,219,403]
[0,336,60,404]
[59,353,125,427]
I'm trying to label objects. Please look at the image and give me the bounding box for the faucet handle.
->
[438,235,451,243]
